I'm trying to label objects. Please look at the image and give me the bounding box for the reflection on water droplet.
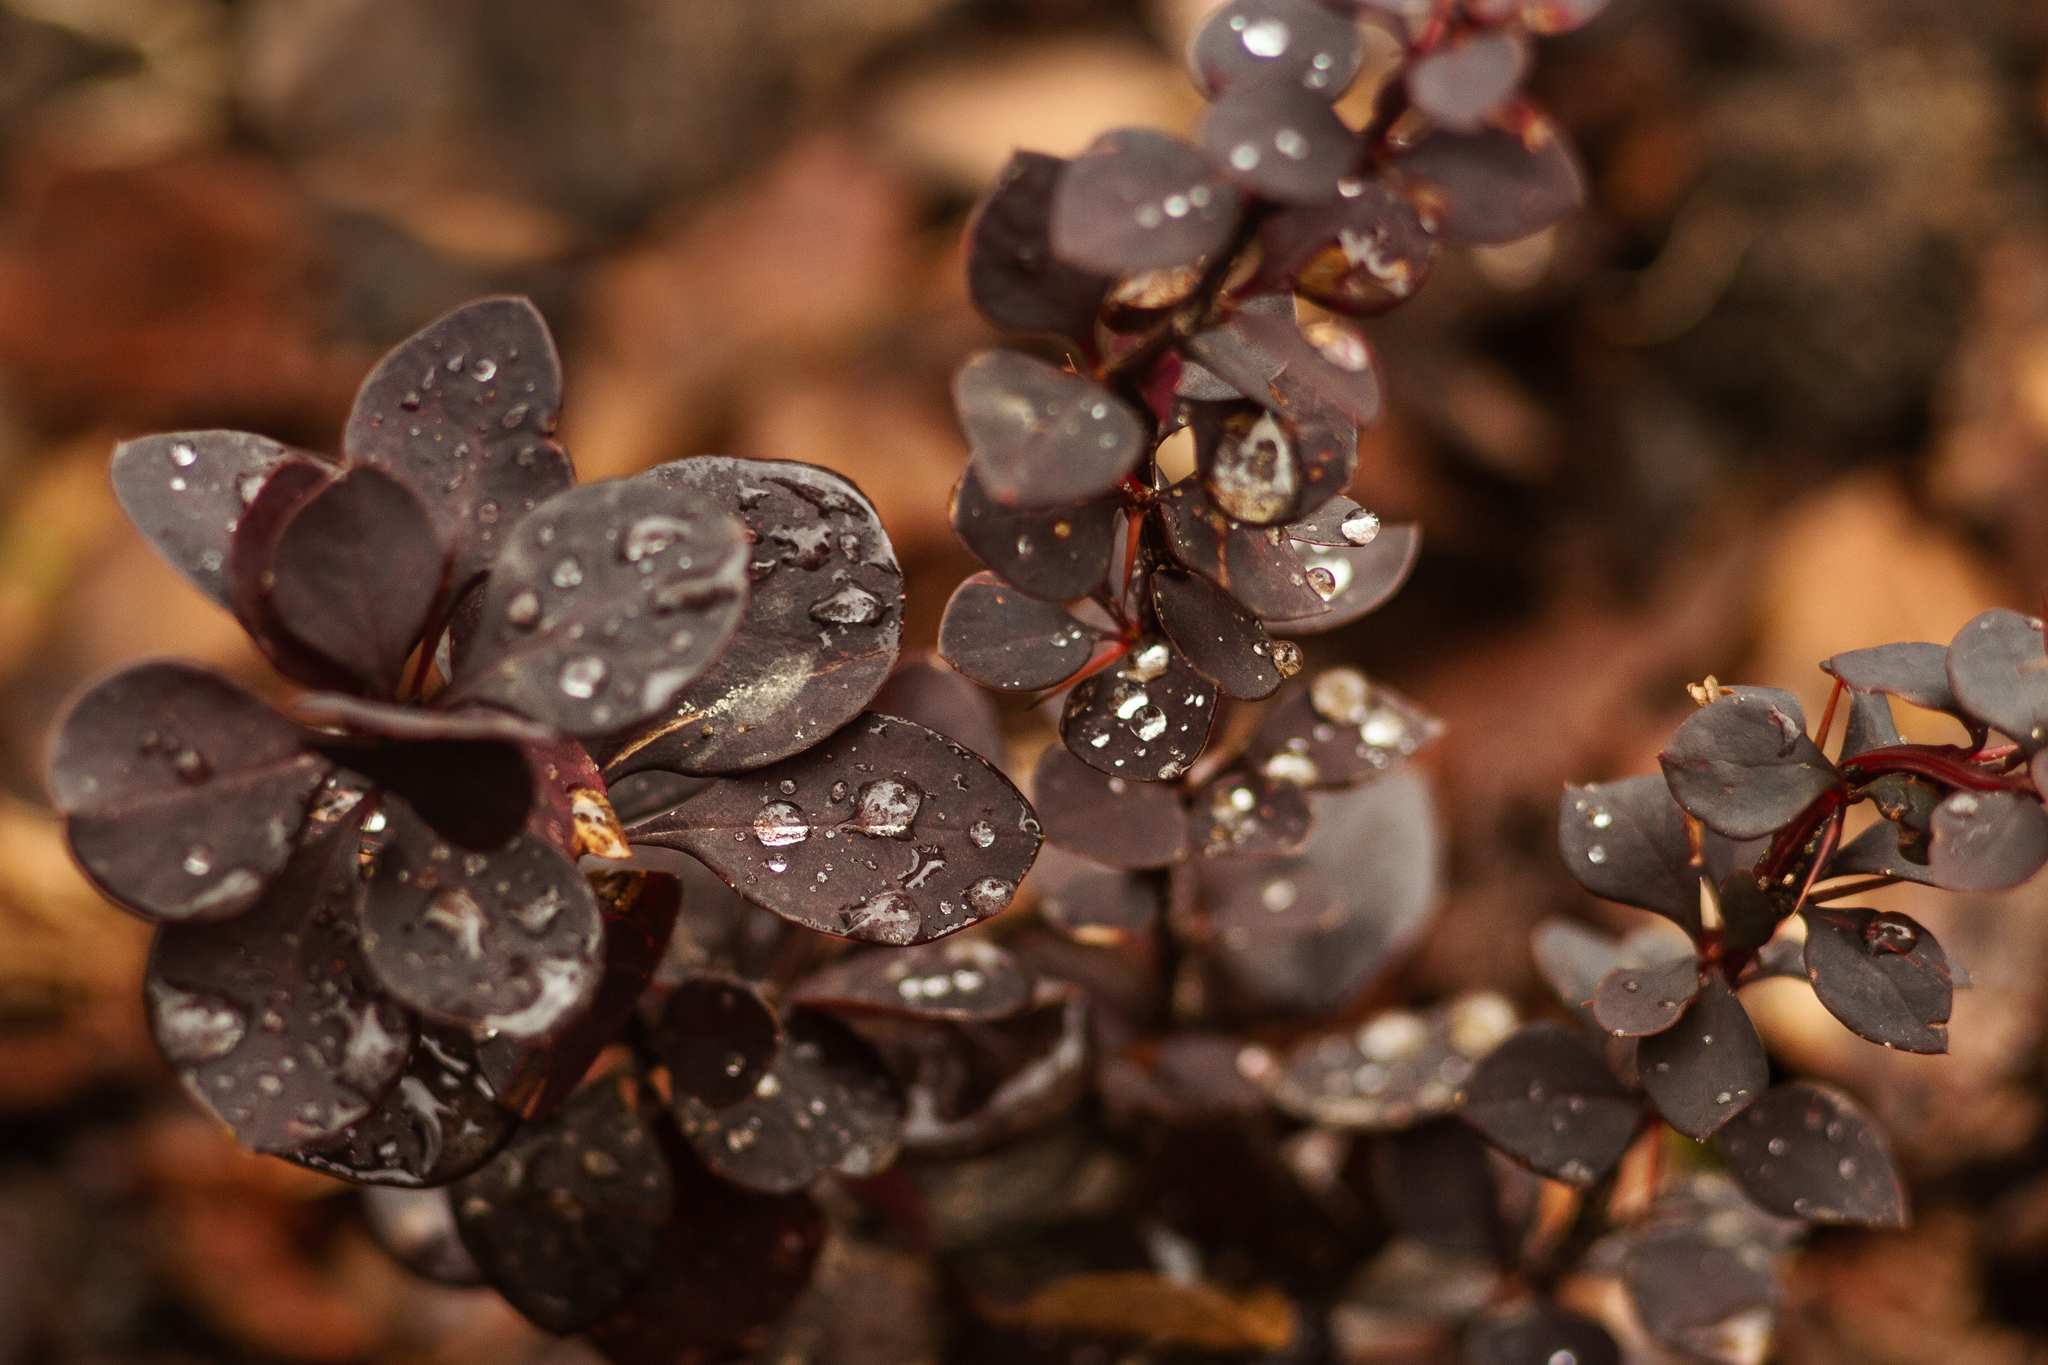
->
[847,890,919,944]
[507,590,541,628]
[1547,1351,1577,1365]
[1586,845,1607,865]
[809,584,885,625]
[149,980,246,1063]
[766,858,788,874]
[1311,668,1370,725]
[559,656,607,699]
[472,358,497,382]
[623,515,692,562]
[1589,809,1612,829]
[1838,1157,1857,1179]
[1242,16,1289,56]
[1271,640,1302,677]
[1130,706,1168,742]
[1273,127,1308,160]
[1768,1137,1786,1155]
[968,877,1013,915]
[1262,879,1298,912]
[426,888,487,958]
[1113,687,1149,721]
[1127,643,1171,681]
[1210,411,1299,524]
[1861,912,1920,955]
[171,443,198,467]
[183,846,212,876]
[169,477,187,492]
[551,557,583,588]
[969,820,996,849]
[753,802,810,847]
[847,777,921,838]
[1340,508,1379,544]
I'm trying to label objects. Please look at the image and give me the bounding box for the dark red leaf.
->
[1192,312,1382,427]
[265,466,448,699]
[147,814,416,1152]
[1822,641,1959,718]
[1531,919,1624,1020]
[966,151,1114,348]
[653,972,784,1109]
[1637,977,1768,1139]
[1049,129,1244,274]
[1260,184,1437,317]
[1717,866,1778,953]
[1189,767,1312,857]
[1465,1303,1618,1365]
[1174,293,1297,401]
[1264,526,1420,635]
[1555,774,1703,936]
[343,296,576,597]
[1157,478,1325,620]
[301,696,540,851]
[1624,1219,1780,1358]
[451,1071,672,1333]
[1658,687,1840,840]
[1824,818,1935,886]
[1032,845,1161,944]
[868,655,1008,772]
[939,572,1107,693]
[287,1024,516,1188]
[954,350,1146,507]
[1405,31,1529,133]
[1188,0,1365,100]
[1244,669,1444,789]
[1718,1081,1907,1226]
[1840,688,1902,758]
[598,458,901,777]
[49,660,329,923]
[1372,1118,1507,1257]
[1947,608,2048,750]
[1391,117,1585,245]
[1200,80,1361,203]
[451,479,750,736]
[360,800,604,1039]
[1194,772,1440,1015]
[1101,1033,1269,1124]
[1592,955,1700,1038]
[1060,638,1218,782]
[227,457,358,691]
[950,468,1119,604]
[1150,567,1286,700]
[1457,1021,1640,1186]
[1928,787,2048,891]
[1285,494,1381,547]
[793,937,1034,1022]
[111,430,300,608]
[1033,742,1188,869]
[364,1188,484,1285]
[1265,994,1516,1129]
[674,1008,904,1193]
[1802,905,1950,1053]
[626,713,1041,946]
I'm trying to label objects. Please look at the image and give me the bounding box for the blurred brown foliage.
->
[4,0,2048,1361]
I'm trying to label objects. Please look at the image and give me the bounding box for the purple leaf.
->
[1033,742,1189,869]
[1060,638,1218,782]
[1802,905,1950,1053]
[792,937,1034,1023]
[1659,687,1840,840]
[1189,766,1313,857]
[1592,954,1700,1038]
[949,467,1119,604]
[868,655,1008,773]
[1391,118,1585,246]
[1188,0,1365,100]
[1150,567,1286,700]
[1928,787,2048,891]
[287,1023,515,1188]
[939,572,1107,693]
[1822,641,1959,718]
[653,972,784,1109]
[1244,669,1444,788]
[1265,525,1420,635]
[1457,1021,1640,1186]
[966,151,1114,349]
[1049,128,1244,274]
[1200,79,1362,203]
[1259,183,1438,316]
[1637,977,1767,1139]
[1718,1081,1907,1226]
[1946,609,2048,750]
[953,350,1146,507]
[1406,30,1529,133]
[111,430,300,609]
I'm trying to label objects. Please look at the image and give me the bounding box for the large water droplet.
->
[1862,913,1919,955]
[1262,879,1298,912]
[847,777,921,839]
[149,981,246,1063]
[1271,640,1303,677]
[1360,707,1409,749]
[551,557,584,589]
[472,357,498,382]
[1241,16,1289,56]
[507,589,541,629]
[1127,643,1171,681]
[1340,508,1380,545]
[967,877,1013,915]
[426,888,488,958]
[1311,668,1370,725]
[969,820,996,849]
[623,515,692,563]
[1129,706,1169,742]
[559,656,607,699]
[171,442,198,467]
[809,584,885,625]
[846,890,919,945]
[753,802,810,847]
[1306,566,1338,600]
[1210,411,1298,524]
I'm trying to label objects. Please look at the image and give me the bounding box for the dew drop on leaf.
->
[558,655,607,699]
[753,802,810,847]
[550,557,584,589]
[1340,507,1380,544]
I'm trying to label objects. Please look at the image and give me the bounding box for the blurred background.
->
[3,0,2048,1360]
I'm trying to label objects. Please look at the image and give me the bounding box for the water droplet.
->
[847,777,921,838]
[1360,707,1408,749]
[969,820,996,848]
[809,584,884,625]
[1622,979,1640,993]
[1262,879,1298,912]
[846,890,919,945]
[257,1074,285,1095]
[1861,913,1920,955]
[1127,643,1171,681]
[753,802,810,847]
[399,391,422,411]
[468,357,497,382]
[1548,1352,1577,1365]
[148,981,246,1063]
[551,557,584,589]
[726,1126,757,1152]
[507,590,541,628]
[1271,640,1303,677]
[1129,706,1169,742]
[1838,1157,1857,1179]
[829,781,849,803]
[580,1148,619,1178]
[1768,1137,1786,1155]
[1242,17,1289,57]
[1310,668,1370,725]
[172,748,211,784]
[623,515,693,563]
[183,846,212,876]
[968,877,1013,915]
[1015,534,1034,556]
[1306,566,1338,600]
[1586,845,1607,865]
[168,477,187,492]
[1229,142,1261,171]
[1273,127,1308,160]
[559,655,607,699]
[766,857,788,874]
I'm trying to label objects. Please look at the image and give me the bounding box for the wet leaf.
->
[1556,775,1703,937]
[1060,638,1218,782]
[950,468,1119,604]
[954,350,1145,507]
[1824,818,1935,885]
[1034,743,1188,869]
[1260,184,1437,317]
[360,801,603,1039]
[1193,312,1382,428]
[1822,641,1958,718]
[880,980,1091,1157]
[869,655,1008,773]
[675,1008,904,1194]
[584,1135,824,1365]
[1465,1303,1619,1365]
[1150,568,1284,700]
[111,430,300,609]
[1157,478,1326,619]
[1659,687,1840,840]
[263,466,448,699]
[939,572,1108,693]
[793,937,1034,1022]
[1457,1021,1639,1186]
[343,296,576,597]
[480,870,682,1120]
[1188,0,1364,100]
[1101,1032,1269,1123]
[287,1025,515,1188]
[299,696,541,851]
[1244,670,1444,789]
[1624,1220,1780,1360]
[1946,608,2048,750]
[1717,867,1778,953]
[1927,788,2048,891]
[49,660,329,923]
[1174,293,1297,401]
[1049,128,1243,275]
[1801,905,1951,1053]
[626,713,1041,947]
[1718,1081,1907,1226]
[1285,494,1379,547]
[1637,977,1767,1140]
[1195,771,1440,1015]
[1405,31,1528,133]
[1033,845,1161,944]
[1192,404,1310,527]
[966,151,1114,349]
[451,1071,672,1334]
[1190,767,1312,858]
[1592,955,1699,1038]
[598,458,901,777]
[1531,919,1624,1022]
[451,479,750,736]
[652,972,784,1109]
[228,458,356,691]
[1391,117,1585,245]
[1266,994,1515,1130]
[1266,527,1421,635]
[147,814,416,1153]
[1372,1118,1507,1256]
[1200,79,1361,203]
